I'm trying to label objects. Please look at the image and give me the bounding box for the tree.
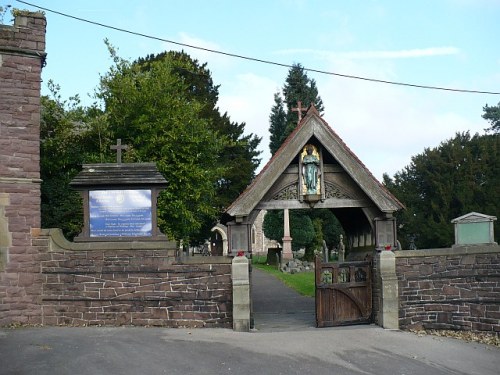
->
[268,63,324,155]
[384,132,499,249]
[40,81,105,239]
[135,51,261,243]
[268,93,287,155]
[282,63,325,140]
[482,101,500,134]
[97,46,261,243]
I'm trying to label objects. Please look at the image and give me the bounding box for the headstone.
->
[338,234,345,262]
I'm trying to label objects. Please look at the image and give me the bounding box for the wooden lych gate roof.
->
[225,105,404,219]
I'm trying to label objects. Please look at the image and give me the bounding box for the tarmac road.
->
[0,325,498,375]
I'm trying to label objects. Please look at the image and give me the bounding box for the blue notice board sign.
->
[89,189,152,237]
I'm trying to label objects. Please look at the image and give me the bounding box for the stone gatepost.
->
[377,250,399,329]
[232,255,250,332]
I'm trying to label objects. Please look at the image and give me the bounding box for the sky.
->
[4,0,500,180]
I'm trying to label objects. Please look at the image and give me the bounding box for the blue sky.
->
[5,0,500,179]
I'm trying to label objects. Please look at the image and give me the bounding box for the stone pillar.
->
[282,208,293,260]
[232,255,250,332]
[0,11,47,326]
[377,250,399,329]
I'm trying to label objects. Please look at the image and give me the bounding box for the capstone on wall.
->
[0,11,46,326]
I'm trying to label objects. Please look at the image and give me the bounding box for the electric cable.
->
[15,0,500,95]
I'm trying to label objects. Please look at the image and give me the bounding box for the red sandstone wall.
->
[38,241,233,327]
[396,250,499,332]
[0,11,46,326]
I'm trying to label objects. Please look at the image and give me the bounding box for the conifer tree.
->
[268,92,287,155]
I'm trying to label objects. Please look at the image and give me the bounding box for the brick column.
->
[0,11,47,326]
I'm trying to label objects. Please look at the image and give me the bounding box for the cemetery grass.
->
[253,261,315,297]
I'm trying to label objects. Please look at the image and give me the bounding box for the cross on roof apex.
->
[291,101,308,124]
[110,138,129,163]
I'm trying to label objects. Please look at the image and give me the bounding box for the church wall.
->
[0,11,46,326]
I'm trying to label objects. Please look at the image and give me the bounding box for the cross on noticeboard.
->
[291,101,307,124]
[110,139,129,163]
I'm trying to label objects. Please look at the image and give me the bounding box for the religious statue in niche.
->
[302,144,320,195]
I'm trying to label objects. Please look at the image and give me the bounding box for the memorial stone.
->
[70,140,168,241]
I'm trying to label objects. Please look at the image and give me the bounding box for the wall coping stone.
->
[41,228,176,251]
[176,256,232,265]
[394,244,499,258]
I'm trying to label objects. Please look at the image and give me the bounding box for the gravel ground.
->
[410,329,500,347]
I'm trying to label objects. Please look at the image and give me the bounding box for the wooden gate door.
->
[315,257,372,327]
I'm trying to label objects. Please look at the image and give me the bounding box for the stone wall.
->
[395,246,499,332]
[0,11,46,326]
[37,230,232,328]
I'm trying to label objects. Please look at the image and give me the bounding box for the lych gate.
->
[224,105,404,327]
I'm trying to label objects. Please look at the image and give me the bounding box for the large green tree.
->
[384,132,499,249]
[136,51,261,215]
[96,45,260,243]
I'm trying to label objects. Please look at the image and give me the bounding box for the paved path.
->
[251,267,316,331]
[1,268,498,374]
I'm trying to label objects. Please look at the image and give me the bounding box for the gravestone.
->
[70,140,168,241]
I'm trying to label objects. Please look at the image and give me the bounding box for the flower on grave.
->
[384,244,392,250]
[237,250,245,257]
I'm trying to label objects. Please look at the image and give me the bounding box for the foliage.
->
[96,44,261,243]
[268,63,324,155]
[384,132,499,249]
[253,264,315,297]
[482,101,500,134]
[268,92,287,155]
[40,81,105,239]
[97,46,223,241]
[137,51,261,217]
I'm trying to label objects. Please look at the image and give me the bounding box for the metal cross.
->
[110,138,129,163]
[291,101,307,124]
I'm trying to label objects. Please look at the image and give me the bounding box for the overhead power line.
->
[16,0,500,95]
